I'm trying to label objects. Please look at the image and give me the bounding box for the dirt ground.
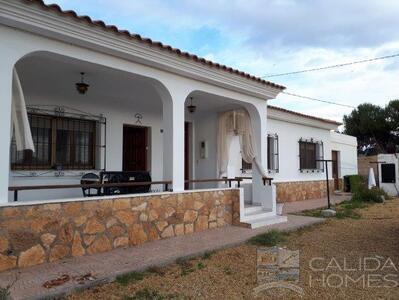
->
[68,199,399,299]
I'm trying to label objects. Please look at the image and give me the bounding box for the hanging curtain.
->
[217,109,267,177]
[11,68,35,151]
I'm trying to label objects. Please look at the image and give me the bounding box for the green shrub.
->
[176,258,194,276]
[0,286,11,300]
[116,271,145,286]
[201,251,214,260]
[351,186,387,203]
[248,229,286,246]
[146,266,166,276]
[197,262,205,270]
[347,175,364,193]
[335,206,361,219]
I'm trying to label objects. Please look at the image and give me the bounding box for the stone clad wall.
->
[275,180,334,203]
[0,189,240,272]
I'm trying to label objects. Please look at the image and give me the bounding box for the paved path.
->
[282,193,351,214]
[0,215,324,300]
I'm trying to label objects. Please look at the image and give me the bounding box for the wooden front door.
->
[332,150,339,190]
[123,125,148,171]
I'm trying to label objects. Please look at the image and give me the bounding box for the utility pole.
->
[317,159,334,209]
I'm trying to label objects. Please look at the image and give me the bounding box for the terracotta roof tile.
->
[23,0,285,90]
[268,105,342,126]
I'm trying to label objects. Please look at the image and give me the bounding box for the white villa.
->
[0,0,358,272]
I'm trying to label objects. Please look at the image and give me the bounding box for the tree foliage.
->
[343,100,399,154]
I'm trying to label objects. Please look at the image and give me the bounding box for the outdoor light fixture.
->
[76,72,89,94]
[187,96,196,113]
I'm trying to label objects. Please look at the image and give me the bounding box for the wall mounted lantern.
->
[187,96,196,113]
[76,72,89,94]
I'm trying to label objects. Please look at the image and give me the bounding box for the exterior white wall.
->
[378,153,399,197]
[330,131,358,178]
[229,117,358,186]
[268,118,332,182]
[193,112,218,189]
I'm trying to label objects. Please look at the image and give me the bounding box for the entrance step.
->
[241,208,275,222]
[242,205,287,229]
[244,215,287,229]
[244,204,263,215]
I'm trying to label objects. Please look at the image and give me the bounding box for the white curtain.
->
[217,109,266,177]
[11,68,35,151]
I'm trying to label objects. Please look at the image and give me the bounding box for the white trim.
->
[0,0,282,99]
[268,109,338,130]
[3,187,239,207]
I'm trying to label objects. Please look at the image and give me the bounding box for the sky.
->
[43,0,399,122]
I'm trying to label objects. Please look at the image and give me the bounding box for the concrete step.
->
[241,209,275,222]
[244,205,263,215]
[245,215,287,229]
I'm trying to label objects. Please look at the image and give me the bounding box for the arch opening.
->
[9,51,174,201]
[184,90,265,194]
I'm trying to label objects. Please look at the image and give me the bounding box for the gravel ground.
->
[68,199,399,299]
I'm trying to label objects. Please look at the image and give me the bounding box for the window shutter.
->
[267,134,279,172]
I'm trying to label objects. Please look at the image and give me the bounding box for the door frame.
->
[184,122,192,189]
[122,124,150,172]
[331,150,339,190]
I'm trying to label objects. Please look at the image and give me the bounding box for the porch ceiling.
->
[16,53,163,112]
[185,91,245,115]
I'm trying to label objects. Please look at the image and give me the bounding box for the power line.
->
[281,91,356,108]
[262,52,399,78]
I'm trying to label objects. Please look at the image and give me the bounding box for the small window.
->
[267,134,279,172]
[11,113,96,170]
[299,139,324,171]
[381,164,396,183]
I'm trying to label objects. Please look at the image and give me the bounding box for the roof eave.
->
[20,0,285,94]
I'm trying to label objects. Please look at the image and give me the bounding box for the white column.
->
[163,89,187,192]
[248,102,275,211]
[0,60,14,203]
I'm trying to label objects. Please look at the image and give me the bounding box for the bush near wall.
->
[0,189,240,272]
[345,175,364,193]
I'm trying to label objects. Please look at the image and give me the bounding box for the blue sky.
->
[43,0,399,122]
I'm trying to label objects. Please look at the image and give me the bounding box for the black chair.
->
[81,173,101,197]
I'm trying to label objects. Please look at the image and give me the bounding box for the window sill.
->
[299,169,324,173]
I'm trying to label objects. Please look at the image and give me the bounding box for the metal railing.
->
[8,177,248,201]
[234,176,274,186]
